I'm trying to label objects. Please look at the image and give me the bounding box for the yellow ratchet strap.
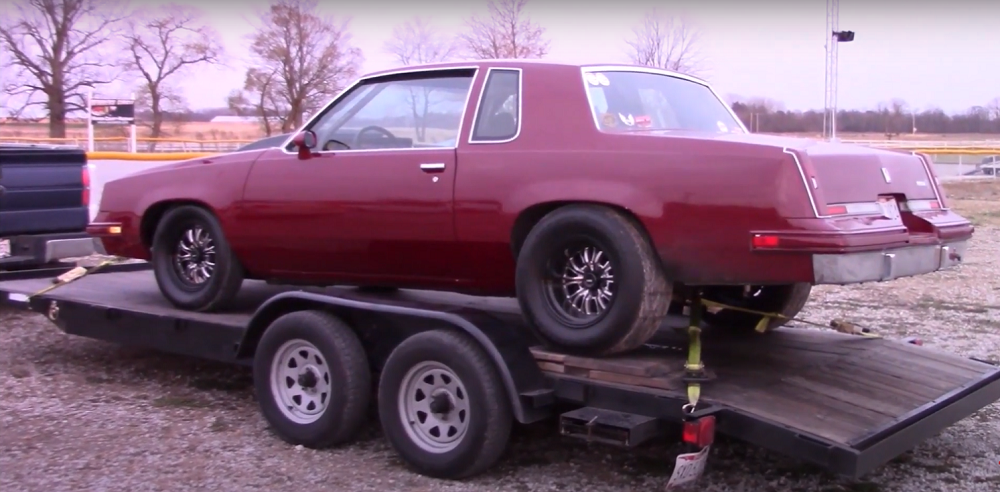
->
[699,298,881,338]
[28,259,118,299]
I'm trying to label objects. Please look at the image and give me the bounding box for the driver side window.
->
[308,69,475,151]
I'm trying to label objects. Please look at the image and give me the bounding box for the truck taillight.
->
[82,165,90,207]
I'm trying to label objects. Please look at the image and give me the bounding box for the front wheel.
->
[377,329,513,479]
[701,283,812,332]
[151,205,244,311]
[515,205,672,355]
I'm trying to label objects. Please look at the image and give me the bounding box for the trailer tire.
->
[702,283,812,332]
[151,205,244,312]
[378,329,512,479]
[515,204,671,355]
[253,310,371,448]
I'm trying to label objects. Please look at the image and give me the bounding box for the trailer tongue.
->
[2,264,999,484]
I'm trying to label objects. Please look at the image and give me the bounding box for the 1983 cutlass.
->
[88,60,974,355]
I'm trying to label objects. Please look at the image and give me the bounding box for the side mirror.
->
[292,130,318,160]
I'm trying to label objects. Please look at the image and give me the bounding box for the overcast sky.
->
[162,0,997,114]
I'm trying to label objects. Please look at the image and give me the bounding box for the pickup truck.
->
[0,143,99,270]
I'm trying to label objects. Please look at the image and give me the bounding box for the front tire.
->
[254,310,371,448]
[515,205,671,355]
[377,329,513,479]
[151,205,244,311]
[702,283,812,332]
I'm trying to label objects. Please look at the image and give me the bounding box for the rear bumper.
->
[0,232,100,269]
[812,240,968,285]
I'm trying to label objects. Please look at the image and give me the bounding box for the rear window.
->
[583,70,745,135]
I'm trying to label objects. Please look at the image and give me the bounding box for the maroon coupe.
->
[88,60,974,355]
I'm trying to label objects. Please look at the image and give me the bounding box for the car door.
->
[237,68,479,284]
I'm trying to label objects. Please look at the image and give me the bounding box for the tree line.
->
[730,97,1000,136]
[2,0,997,140]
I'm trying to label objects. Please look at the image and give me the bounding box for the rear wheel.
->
[377,329,512,479]
[702,283,812,332]
[151,205,244,311]
[515,205,671,355]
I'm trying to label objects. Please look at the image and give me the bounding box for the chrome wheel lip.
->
[397,361,471,454]
[544,242,617,326]
[270,339,332,425]
[173,224,216,285]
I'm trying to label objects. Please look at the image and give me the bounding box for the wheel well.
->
[139,199,213,247]
[509,201,657,259]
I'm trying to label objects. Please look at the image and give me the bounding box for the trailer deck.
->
[2,264,1000,480]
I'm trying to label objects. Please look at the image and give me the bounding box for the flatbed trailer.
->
[2,263,1000,486]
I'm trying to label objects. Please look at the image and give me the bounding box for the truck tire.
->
[515,205,671,355]
[377,329,512,480]
[702,283,812,332]
[254,310,371,448]
[151,205,244,312]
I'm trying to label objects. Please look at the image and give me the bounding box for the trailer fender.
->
[237,291,554,424]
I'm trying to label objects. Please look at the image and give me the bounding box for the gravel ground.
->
[2,180,1000,492]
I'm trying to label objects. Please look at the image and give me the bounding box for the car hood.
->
[128,149,269,177]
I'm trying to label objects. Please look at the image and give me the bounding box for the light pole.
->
[823,0,854,142]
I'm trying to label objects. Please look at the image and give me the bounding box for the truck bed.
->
[2,266,999,478]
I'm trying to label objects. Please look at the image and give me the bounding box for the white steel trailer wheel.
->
[253,310,371,449]
[398,361,471,454]
[270,339,333,425]
[378,329,513,479]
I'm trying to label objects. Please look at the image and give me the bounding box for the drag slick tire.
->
[254,310,371,448]
[515,204,671,355]
[377,329,513,479]
[151,205,244,312]
[702,283,812,332]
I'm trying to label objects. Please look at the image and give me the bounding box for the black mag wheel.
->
[515,204,671,355]
[151,205,244,312]
[543,241,617,327]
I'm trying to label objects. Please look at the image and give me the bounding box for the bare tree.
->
[987,97,1000,121]
[383,16,459,142]
[231,0,363,135]
[0,0,128,137]
[624,10,706,77]
[123,4,224,145]
[459,0,550,59]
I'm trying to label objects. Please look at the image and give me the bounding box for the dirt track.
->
[2,180,999,492]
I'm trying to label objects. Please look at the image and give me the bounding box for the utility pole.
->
[824,0,854,142]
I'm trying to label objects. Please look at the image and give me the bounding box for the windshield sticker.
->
[596,73,610,86]
[618,113,635,126]
[585,73,602,86]
[600,113,617,128]
[716,121,728,132]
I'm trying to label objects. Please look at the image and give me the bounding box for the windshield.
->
[583,70,745,135]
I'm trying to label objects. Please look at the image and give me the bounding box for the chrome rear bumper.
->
[812,240,968,285]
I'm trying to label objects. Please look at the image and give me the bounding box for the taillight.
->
[825,202,884,216]
[751,234,780,248]
[682,416,716,448]
[900,199,941,212]
[82,164,90,207]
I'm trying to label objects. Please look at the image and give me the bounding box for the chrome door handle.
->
[420,163,446,173]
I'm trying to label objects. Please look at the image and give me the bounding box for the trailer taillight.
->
[682,416,716,448]
[82,165,91,207]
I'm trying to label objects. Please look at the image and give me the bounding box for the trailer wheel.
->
[378,329,512,479]
[515,204,671,355]
[151,205,244,312]
[253,310,371,448]
[702,283,812,332]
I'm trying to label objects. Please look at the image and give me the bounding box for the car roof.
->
[360,59,709,86]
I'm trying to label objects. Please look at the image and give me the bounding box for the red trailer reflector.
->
[682,415,716,448]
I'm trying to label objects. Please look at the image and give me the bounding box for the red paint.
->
[91,60,974,296]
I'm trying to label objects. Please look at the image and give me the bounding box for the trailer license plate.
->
[0,239,10,259]
[665,445,710,489]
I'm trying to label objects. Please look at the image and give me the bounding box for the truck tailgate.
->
[0,146,89,236]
